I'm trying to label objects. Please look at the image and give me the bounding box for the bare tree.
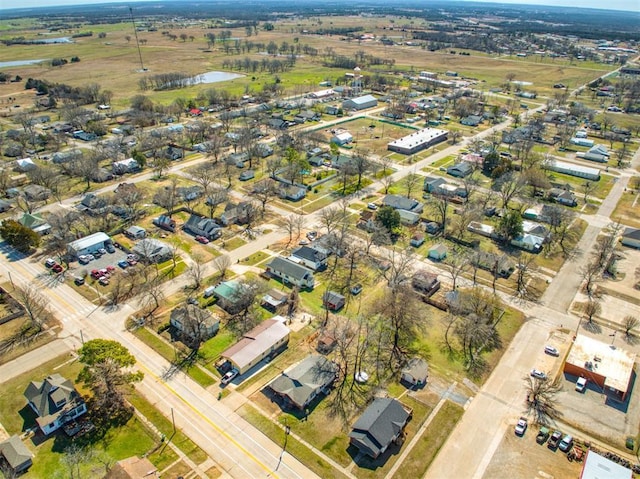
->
[186,253,205,290]
[179,304,215,352]
[214,254,232,280]
[580,181,596,204]
[524,375,562,425]
[428,195,451,234]
[153,178,179,217]
[493,171,524,209]
[377,248,414,290]
[14,283,53,332]
[251,179,278,214]
[403,169,421,199]
[584,299,602,323]
[137,272,165,318]
[379,156,395,194]
[514,252,538,301]
[443,250,469,290]
[580,261,601,298]
[623,315,639,338]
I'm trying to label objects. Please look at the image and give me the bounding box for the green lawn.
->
[0,354,179,477]
[241,250,272,266]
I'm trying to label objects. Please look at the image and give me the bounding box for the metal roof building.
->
[545,159,600,181]
[67,232,111,257]
[342,94,378,111]
[387,128,448,155]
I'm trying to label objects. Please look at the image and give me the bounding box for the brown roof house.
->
[349,398,412,459]
[23,373,87,435]
[411,270,441,297]
[0,436,33,474]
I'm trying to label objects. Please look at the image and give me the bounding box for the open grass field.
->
[612,188,640,229]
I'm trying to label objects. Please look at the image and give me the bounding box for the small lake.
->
[192,71,244,84]
[0,59,48,69]
[31,37,72,44]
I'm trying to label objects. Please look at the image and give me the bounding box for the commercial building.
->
[67,232,112,258]
[387,128,448,155]
[564,335,636,401]
[580,450,632,479]
[342,94,378,111]
[545,159,600,181]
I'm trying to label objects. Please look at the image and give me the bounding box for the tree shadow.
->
[161,349,199,381]
[623,334,639,346]
[581,321,602,334]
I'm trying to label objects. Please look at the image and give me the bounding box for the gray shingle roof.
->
[267,256,313,281]
[349,398,411,457]
[269,355,338,409]
[23,374,84,428]
[0,436,32,471]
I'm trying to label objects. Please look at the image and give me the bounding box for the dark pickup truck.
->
[548,430,563,450]
[536,427,550,445]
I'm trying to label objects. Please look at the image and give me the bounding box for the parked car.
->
[548,430,563,450]
[90,269,102,279]
[78,255,91,265]
[52,264,63,273]
[98,248,107,255]
[117,260,129,269]
[559,435,573,452]
[575,377,587,393]
[544,345,559,356]
[514,417,528,436]
[350,283,363,295]
[45,258,56,268]
[530,369,547,380]
[98,276,110,286]
[367,202,378,210]
[74,276,85,286]
[536,427,550,445]
[221,368,239,385]
[105,244,116,253]
[106,265,116,273]
[306,231,318,241]
[195,235,209,244]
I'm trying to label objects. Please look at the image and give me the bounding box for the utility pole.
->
[129,7,146,72]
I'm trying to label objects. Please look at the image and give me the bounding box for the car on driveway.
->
[544,345,559,356]
[530,369,547,380]
[51,264,63,273]
[514,417,527,436]
[367,202,378,210]
[195,235,209,244]
[221,368,239,385]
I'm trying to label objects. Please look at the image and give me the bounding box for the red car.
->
[51,264,63,273]
[195,235,209,244]
[106,265,116,273]
[90,269,101,279]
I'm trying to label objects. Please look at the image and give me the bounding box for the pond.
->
[0,59,48,68]
[192,71,244,84]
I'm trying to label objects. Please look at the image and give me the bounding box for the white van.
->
[203,286,216,298]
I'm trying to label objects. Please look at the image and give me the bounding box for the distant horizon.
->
[1,0,638,13]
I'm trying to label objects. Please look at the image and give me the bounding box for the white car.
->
[367,202,378,210]
[530,369,547,380]
[544,345,559,356]
[221,368,239,385]
[514,417,528,436]
[575,377,587,393]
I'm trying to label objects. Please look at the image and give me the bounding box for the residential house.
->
[410,233,425,247]
[92,168,114,183]
[112,158,141,175]
[325,105,340,115]
[342,94,378,111]
[397,209,421,226]
[23,374,87,435]
[446,162,473,178]
[152,215,176,232]
[124,225,146,240]
[547,188,577,206]
[621,228,640,249]
[423,176,447,193]
[14,158,36,173]
[401,358,429,387]
[73,130,97,142]
[220,202,251,226]
[261,289,289,312]
[23,184,51,202]
[183,214,222,240]
[428,243,447,261]
[295,110,321,123]
[349,398,412,459]
[290,245,328,271]
[467,221,495,238]
[77,193,111,216]
[268,355,338,410]
[211,280,252,314]
[0,436,32,474]
[280,185,307,202]
[178,186,204,202]
[170,305,219,342]
[104,456,159,479]
[330,154,354,169]
[330,132,353,146]
[460,115,482,127]
[221,318,290,374]
[382,194,424,214]
[411,270,441,297]
[265,256,315,290]
[522,220,550,240]
[323,291,346,311]
[132,238,173,263]
[52,149,82,164]
[18,212,51,235]
[424,221,440,234]
[387,128,448,155]
[511,233,544,252]
[473,251,515,278]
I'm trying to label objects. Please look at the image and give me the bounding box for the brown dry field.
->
[0,15,613,110]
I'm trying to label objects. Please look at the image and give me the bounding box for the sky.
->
[2,0,638,12]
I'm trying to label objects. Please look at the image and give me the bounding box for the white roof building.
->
[580,450,632,479]
[387,128,448,155]
[67,232,111,256]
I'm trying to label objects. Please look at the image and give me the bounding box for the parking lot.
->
[69,248,129,283]
[482,425,582,479]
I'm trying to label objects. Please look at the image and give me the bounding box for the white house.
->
[331,132,353,146]
[621,228,640,249]
[266,256,315,289]
[289,246,327,271]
